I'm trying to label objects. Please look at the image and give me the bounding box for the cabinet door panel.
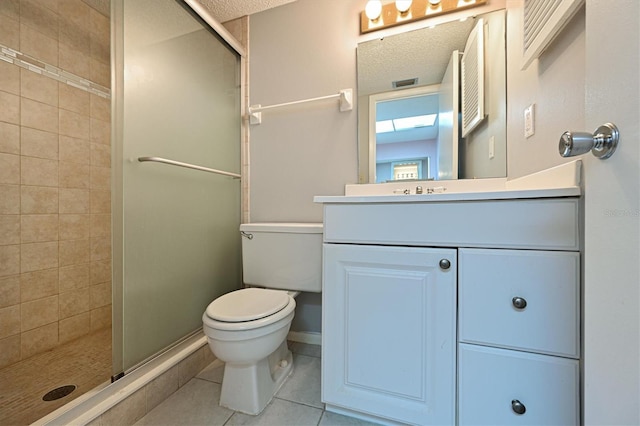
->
[459,248,580,358]
[322,244,456,425]
[458,343,580,425]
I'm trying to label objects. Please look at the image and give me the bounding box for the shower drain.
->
[42,385,76,401]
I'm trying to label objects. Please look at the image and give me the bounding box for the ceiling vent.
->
[392,78,418,89]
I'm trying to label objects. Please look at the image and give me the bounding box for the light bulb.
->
[365,0,382,21]
[429,0,441,5]
[395,0,412,13]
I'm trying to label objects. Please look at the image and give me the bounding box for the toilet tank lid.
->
[240,223,323,234]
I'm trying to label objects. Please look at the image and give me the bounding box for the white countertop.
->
[314,160,582,204]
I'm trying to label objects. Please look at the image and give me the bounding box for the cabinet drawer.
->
[458,343,580,425]
[459,249,580,358]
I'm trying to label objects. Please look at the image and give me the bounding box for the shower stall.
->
[0,0,242,423]
[112,0,243,376]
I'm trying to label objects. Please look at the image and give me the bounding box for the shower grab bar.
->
[248,88,353,125]
[138,157,241,179]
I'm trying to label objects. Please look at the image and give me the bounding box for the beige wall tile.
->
[21,156,58,187]
[59,188,90,214]
[20,24,58,66]
[59,161,90,189]
[0,15,20,51]
[0,122,20,155]
[21,214,58,243]
[89,7,109,47]
[59,42,90,80]
[20,268,58,302]
[100,387,146,426]
[90,142,110,167]
[59,213,90,240]
[90,58,110,88]
[0,60,20,95]
[0,334,20,369]
[60,108,90,139]
[21,69,59,106]
[90,35,109,66]
[0,304,20,338]
[21,186,58,214]
[90,236,110,261]
[0,0,20,20]
[59,83,90,114]
[90,259,110,285]
[21,98,59,133]
[20,0,59,40]
[0,275,20,308]
[90,304,111,331]
[59,263,89,292]
[0,185,20,214]
[59,135,90,164]
[0,90,20,125]
[21,321,58,358]
[59,287,89,319]
[21,294,58,331]
[146,364,179,412]
[90,214,110,238]
[0,215,20,245]
[0,153,20,184]
[59,238,90,266]
[90,117,109,145]
[59,0,90,29]
[178,347,205,387]
[0,245,20,277]
[90,281,110,309]
[21,127,58,160]
[59,311,90,343]
[59,19,90,57]
[21,241,58,272]
[90,189,110,214]
[90,166,110,189]
[89,94,110,121]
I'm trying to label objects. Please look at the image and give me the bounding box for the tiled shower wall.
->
[0,0,111,369]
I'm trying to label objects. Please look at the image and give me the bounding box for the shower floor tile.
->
[0,328,112,426]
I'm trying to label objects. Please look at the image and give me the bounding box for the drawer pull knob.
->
[439,259,451,270]
[511,399,526,415]
[512,297,527,310]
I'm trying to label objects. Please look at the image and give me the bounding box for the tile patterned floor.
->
[135,342,380,426]
[0,328,112,426]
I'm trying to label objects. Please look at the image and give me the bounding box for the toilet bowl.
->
[202,223,322,415]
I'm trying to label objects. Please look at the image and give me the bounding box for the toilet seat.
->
[204,288,295,332]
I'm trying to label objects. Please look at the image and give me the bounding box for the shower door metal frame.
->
[111,0,247,377]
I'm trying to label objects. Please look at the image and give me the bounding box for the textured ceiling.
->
[197,0,298,23]
[357,17,477,96]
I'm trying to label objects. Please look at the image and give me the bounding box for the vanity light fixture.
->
[365,0,383,21]
[360,0,487,34]
[396,0,413,14]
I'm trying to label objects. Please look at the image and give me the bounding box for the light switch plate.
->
[524,104,535,138]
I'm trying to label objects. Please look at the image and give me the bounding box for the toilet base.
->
[219,340,294,415]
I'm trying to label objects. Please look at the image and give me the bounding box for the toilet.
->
[202,223,323,415]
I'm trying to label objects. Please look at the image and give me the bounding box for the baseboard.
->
[287,331,321,346]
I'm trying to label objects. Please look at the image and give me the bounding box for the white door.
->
[322,244,457,425]
[583,1,639,424]
[437,51,460,180]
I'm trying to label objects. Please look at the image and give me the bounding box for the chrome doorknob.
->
[559,122,619,159]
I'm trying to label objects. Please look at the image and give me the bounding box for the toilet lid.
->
[205,288,290,322]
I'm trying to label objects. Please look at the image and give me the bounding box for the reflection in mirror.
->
[357,9,506,183]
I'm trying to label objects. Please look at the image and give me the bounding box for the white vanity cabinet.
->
[322,244,457,425]
[318,195,581,426]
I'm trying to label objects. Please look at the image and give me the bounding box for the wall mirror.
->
[357,8,507,183]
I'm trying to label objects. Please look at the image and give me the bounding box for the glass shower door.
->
[113,0,242,373]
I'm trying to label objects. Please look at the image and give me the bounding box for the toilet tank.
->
[240,223,323,292]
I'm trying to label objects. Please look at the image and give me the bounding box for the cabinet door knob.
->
[512,296,527,310]
[511,399,526,415]
[439,259,451,270]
